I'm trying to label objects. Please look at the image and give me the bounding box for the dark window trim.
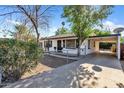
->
[63,40,65,48]
[94,41,95,47]
[88,40,91,49]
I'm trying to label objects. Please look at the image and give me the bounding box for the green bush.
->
[0,39,42,82]
[99,42,114,49]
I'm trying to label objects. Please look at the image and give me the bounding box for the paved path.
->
[48,53,80,60]
[5,53,124,88]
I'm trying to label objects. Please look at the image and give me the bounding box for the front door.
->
[57,40,62,51]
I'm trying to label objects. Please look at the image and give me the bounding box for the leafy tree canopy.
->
[92,29,112,36]
[55,22,71,35]
[121,37,124,43]
[62,5,113,40]
[55,27,69,35]
[13,24,36,42]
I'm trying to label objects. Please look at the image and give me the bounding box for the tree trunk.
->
[77,38,81,56]
[36,32,39,44]
[77,46,80,56]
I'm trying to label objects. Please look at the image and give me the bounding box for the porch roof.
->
[89,34,121,42]
[89,34,121,38]
[40,33,77,40]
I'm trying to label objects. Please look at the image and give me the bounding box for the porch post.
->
[61,39,63,48]
[75,39,76,48]
[117,35,120,60]
[95,41,99,52]
[65,39,67,48]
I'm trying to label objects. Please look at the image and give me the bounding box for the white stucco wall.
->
[49,40,57,51]
[95,41,99,52]
[62,48,78,54]
[81,39,96,55]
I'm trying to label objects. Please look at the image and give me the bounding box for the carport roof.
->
[89,34,121,42]
[89,34,121,38]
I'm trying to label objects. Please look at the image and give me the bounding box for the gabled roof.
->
[40,33,77,40]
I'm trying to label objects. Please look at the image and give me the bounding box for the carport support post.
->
[117,35,120,60]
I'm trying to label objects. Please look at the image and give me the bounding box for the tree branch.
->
[39,6,54,16]
[0,11,21,16]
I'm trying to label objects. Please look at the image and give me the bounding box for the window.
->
[44,41,47,47]
[40,42,43,48]
[66,39,76,49]
[63,40,65,48]
[88,40,91,49]
[49,41,52,47]
[44,40,52,47]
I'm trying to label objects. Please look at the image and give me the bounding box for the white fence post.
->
[117,36,120,60]
[67,50,69,64]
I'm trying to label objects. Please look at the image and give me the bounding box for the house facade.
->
[40,34,121,60]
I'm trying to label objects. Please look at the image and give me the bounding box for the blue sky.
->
[0,5,124,38]
[106,5,124,24]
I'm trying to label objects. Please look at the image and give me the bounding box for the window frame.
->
[66,39,76,49]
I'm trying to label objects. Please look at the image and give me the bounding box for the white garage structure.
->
[88,34,120,60]
[40,34,121,60]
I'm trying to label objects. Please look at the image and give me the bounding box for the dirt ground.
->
[41,55,76,68]
[21,55,76,79]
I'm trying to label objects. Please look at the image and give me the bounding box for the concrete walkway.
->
[47,53,80,60]
[5,53,124,88]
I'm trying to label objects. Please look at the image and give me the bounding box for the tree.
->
[13,24,36,42]
[55,22,69,35]
[92,29,112,36]
[121,37,124,43]
[0,5,53,44]
[62,5,113,56]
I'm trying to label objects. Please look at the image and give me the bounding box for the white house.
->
[40,33,121,60]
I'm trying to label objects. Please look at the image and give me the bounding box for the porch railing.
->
[44,47,86,64]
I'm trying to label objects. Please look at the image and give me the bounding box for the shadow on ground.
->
[70,65,100,88]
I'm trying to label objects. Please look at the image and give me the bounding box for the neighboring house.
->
[40,33,121,60]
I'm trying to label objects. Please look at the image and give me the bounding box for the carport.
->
[89,34,121,60]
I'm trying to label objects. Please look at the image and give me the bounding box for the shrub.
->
[0,39,42,82]
[99,42,113,49]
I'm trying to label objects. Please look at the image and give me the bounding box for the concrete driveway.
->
[5,53,124,88]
